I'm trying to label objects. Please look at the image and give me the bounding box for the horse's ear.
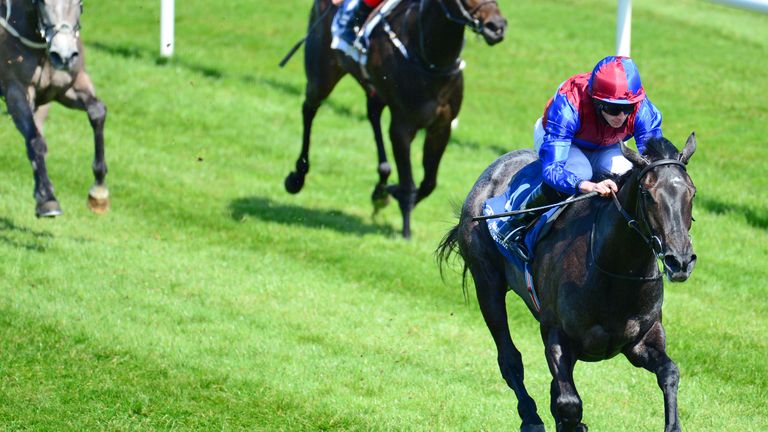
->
[620,141,648,168]
[680,132,696,165]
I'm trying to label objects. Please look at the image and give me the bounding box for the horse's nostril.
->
[664,254,683,273]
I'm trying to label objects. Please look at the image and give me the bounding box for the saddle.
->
[483,160,568,270]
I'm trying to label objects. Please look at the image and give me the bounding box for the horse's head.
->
[439,0,507,45]
[32,0,83,70]
[621,133,697,282]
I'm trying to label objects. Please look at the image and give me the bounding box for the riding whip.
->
[278,5,333,68]
[472,191,599,222]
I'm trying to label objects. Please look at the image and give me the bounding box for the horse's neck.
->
[594,176,659,277]
[4,0,38,37]
[415,0,465,69]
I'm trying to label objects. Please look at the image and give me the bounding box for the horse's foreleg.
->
[417,118,451,203]
[367,92,390,213]
[5,82,61,217]
[387,117,418,238]
[543,327,587,432]
[285,99,320,194]
[472,265,544,432]
[57,72,109,213]
[624,321,680,432]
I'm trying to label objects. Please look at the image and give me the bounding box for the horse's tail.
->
[435,224,470,303]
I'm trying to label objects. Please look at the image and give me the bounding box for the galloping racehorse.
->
[284,0,507,238]
[438,135,697,432]
[1,0,108,217]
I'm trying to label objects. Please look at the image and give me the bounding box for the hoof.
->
[88,185,110,214]
[284,171,305,194]
[371,183,390,212]
[36,200,63,218]
[521,425,546,432]
[556,423,587,432]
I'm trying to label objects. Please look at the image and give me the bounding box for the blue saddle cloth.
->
[482,160,561,272]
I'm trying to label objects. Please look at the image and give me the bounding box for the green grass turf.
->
[1,0,766,430]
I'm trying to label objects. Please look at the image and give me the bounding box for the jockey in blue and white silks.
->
[491,55,664,262]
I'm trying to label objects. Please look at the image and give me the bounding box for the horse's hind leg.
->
[285,6,345,194]
[367,92,390,213]
[56,72,109,213]
[416,118,451,203]
[386,116,418,238]
[472,264,545,431]
[4,82,61,217]
[624,322,680,432]
[543,327,587,432]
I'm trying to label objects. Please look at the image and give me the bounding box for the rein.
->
[0,0,47,49]
[591,158,687,281]
[472,191,598,222]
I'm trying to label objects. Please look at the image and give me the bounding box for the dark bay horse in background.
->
[285,0,507,238]
[1,0,108,217]
[438,135,697,432]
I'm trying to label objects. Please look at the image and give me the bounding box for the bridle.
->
[32,0,82,44]
[415,0,497,74]
[591,158,689,281]
[436,0,498,34]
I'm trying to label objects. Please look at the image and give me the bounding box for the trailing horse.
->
[284,0,506,238]
[437,135,697,432]
[1,0,108,217]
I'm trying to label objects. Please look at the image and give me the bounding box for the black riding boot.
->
[498,182,562,261]
[337,0,374,46]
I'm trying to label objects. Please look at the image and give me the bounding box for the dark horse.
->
[1,0,108,217]
[437,135,697,432]
[285,0,507,238]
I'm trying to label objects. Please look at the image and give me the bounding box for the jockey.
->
[502,55,663,260]
[332,0,384,54]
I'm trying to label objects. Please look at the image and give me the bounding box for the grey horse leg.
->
[624,321,680,432]
[56,72,109,213]
[472,262,544,431]
[5,82,61,217]
[543,327,587,432]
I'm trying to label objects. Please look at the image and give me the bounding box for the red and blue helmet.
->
[588,56,646,105]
